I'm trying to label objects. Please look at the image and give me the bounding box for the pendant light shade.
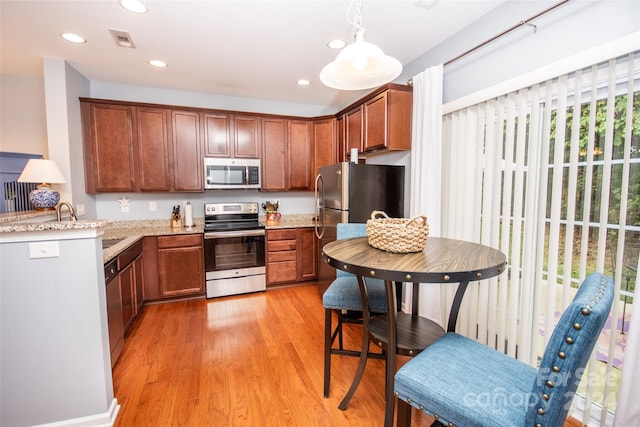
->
[320,1,402,91]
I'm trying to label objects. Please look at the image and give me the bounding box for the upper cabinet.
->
[203,113,261,159]
[81,99,203,193]
[82,102,136,193]
[337,84,412,159]
[136,107,171,191]
[80,84,410,194]
[262,118,313,191]
[312,118,337,179]
[171,110,203,192]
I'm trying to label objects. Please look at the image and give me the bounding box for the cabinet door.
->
[336,116,346,163]
[363,92,388,152]
[298,228,317,281]
[233,115,261,158]
[134,256,144,312]
[120,262,136,331]
[261,118,287,191]
[203,113,232,157]
[313,118,336,180]
[172,110,203,191]
[288,120,312,191]
[82,102,136,193]
[158,245,204,297]
[136,107,171,191]
[345,106,363,158]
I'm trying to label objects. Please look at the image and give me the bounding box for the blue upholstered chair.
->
[394,272,614,427]
[322,223,387,405]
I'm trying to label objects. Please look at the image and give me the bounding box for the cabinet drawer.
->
[267,229,297,241]
[157,234,202,249]
[268,250,296,263]
[268,261,297,283]
[267,240,297,252]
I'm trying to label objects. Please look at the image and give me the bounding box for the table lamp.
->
[17,158,66,210]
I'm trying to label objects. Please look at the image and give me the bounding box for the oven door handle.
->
[204,229,266,239]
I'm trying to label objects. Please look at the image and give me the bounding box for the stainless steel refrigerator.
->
[314,162,405,289]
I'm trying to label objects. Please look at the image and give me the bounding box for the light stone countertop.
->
[0,213,317,263]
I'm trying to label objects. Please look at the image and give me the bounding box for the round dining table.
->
[323,236,507,427]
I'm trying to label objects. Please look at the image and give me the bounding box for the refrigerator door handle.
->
[314,173,324,239]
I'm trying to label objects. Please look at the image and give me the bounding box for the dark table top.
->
[323,236,507,284]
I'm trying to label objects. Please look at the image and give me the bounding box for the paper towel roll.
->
[184,201,193,227]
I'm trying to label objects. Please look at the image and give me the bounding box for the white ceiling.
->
[1,0,506,110]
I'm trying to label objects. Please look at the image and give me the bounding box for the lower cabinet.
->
[266,227,317,286]
[143,234,205,300]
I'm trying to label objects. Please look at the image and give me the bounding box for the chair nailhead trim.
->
[407,398,412,403]
[573,322,582,330]
[435,414,440,420]
[538,408,545,415]
[542,393,549,401]
[565,337,574,344]
[536,423,543,427]
[419,405,424,411]
[370,270,376,277]
[409,350,414,355]
[558,351,566,359]
[394,391,398,397]
[552,366,560,373]
[448,423,454,427]
[546,380,554,388]
[581,307,591,315]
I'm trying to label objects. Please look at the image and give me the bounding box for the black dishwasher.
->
[104,259,124,367]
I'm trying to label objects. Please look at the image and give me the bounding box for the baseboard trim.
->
[35,398,120,427]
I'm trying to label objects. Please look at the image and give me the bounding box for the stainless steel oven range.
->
[204,202,266,298]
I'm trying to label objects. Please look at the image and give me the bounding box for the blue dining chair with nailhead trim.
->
[393,272,614,427]
[322,223,388,402]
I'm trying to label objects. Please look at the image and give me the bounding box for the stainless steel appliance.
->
[204,158,261,189]
[204,202,266,298]
[314,162,405,286]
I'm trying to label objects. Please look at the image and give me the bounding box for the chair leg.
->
[396,399,412,427]
[324,308,332,398]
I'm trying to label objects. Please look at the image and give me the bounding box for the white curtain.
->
[614,254,640,426]
[409,64,443,325]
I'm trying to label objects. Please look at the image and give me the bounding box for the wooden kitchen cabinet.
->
[288,120,312,191]
[136,107,171,191]
[261,118,287,191]
[298,227,317,281]
[336,84,412,159]
[118,239,143,333]
[156,234,204,298]
[313,117,337,179]
[203,113,261,159]
[363,88,412,153]
[266,227,317,286]
[171,110,203,192]
[344,106,363,159]
[82,102,136,193]
[262,118,313,191]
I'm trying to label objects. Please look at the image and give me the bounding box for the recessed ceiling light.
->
[297,79,310,86]
[327,39,346,50]
[148,59,167,68]
[119,0,148,14]
[61,33,87,44]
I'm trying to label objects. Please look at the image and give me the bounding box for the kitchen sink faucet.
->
[56,202,77,221]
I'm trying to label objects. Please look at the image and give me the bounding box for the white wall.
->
[0,75,48,156]
[400,0,640,103]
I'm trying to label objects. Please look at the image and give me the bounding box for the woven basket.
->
[366,211,429,253]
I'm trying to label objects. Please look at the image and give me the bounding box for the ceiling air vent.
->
[109,28,136,48]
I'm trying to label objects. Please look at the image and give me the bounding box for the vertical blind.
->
[441,51,639,425]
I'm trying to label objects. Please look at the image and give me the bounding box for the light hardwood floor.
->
[112,283,581,426]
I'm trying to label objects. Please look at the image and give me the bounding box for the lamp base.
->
[29,189,60,210]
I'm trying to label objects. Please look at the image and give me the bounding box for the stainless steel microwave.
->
[204,158,261,189]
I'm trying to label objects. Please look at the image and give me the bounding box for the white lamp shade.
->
[17,159,66,185]
[320,31,402,91]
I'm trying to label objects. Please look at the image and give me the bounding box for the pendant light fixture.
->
[320,0,402,91]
